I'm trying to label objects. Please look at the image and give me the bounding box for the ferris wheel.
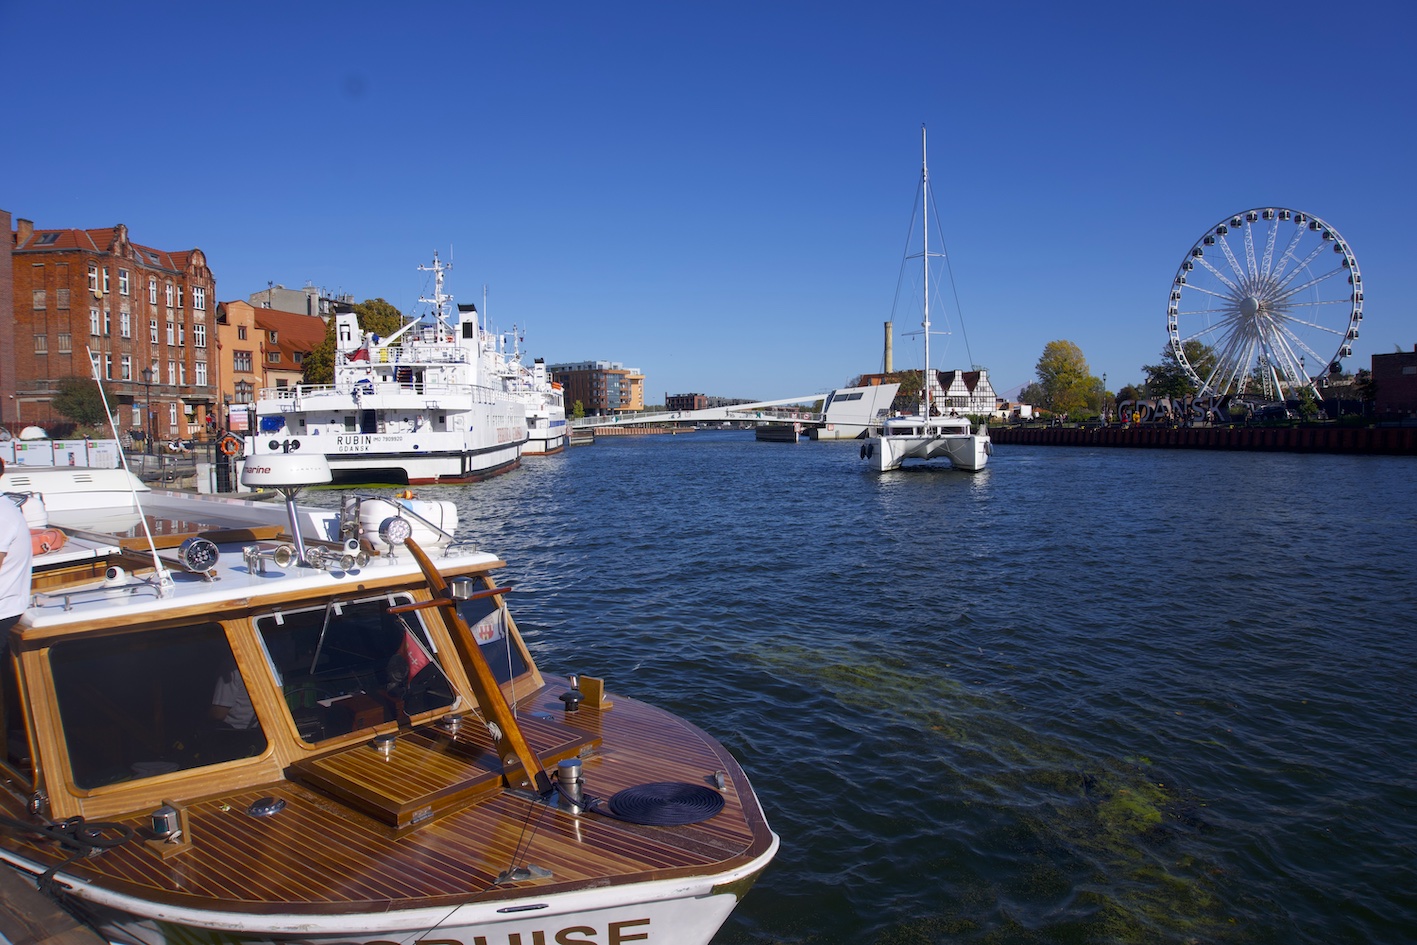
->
[1166,207,1362,400]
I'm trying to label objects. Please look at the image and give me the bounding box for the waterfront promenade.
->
[990,422,1417,455]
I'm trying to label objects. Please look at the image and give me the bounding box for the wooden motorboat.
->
[0,455,776,945]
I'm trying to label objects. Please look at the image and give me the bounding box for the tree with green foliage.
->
[1034,340,1097,416]
[51,376,114,430]
[303,298,407,385]
[1143,341,1217,398]
[570,401,585,420]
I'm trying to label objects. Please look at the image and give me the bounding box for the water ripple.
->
[309,435,1417,944]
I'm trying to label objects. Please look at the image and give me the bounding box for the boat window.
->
[457,594,530,685]
[256,594,457,744]
[49,624,268,790]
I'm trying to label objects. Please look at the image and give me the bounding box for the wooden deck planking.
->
[4,687,769,915]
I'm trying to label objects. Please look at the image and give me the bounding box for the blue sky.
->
[4,1,1413,401]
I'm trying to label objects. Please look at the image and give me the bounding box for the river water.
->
[322,432,1417,944]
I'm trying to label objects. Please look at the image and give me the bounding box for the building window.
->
[104,312,111,336]
[179,363,187,386]
[178,324,186,347]
[267,352,282,364]
[193,323,207,348]
[105,354,113,379]
[235,381,253,401]
[102,269,110,294]
[165,283,174,307]
[193,286,206,311]
[118,269,130,296]
[176,286,184,308]
[237,326,247,340]
[90,309,101,336]
[149,278,158,304]
[31,289,45,309]
[195,361,208,386]
[87,266,98,293]
[34,335,47,354]
[166,320,175,345]
[167,359,176,385]
[57,333,71,353]
[120,311,131,338]
[121,354,132,380]
[234,352,253,373]
[150,319,159,344]
[169,403,177,428]
[293,351,304,365]
[268,330,278,343]
[56,288,69,309]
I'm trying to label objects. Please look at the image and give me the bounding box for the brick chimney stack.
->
[15,218,33,245]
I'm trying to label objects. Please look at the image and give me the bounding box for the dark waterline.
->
[313,433,1417,944]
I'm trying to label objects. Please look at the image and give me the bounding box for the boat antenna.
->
[84,348,173,593]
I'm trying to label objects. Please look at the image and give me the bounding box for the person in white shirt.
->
[0,458,33,647]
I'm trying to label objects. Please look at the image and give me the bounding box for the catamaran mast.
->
[920,124,931,420]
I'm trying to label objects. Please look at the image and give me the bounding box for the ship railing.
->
[255,381,511,406]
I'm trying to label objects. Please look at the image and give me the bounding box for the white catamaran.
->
[246,253,528,485]
[861,127,991,473]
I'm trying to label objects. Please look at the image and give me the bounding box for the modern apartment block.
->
[6,213,217,440]
[548,360,645,416]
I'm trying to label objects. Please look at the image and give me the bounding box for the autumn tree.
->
[1033,340,1097,416]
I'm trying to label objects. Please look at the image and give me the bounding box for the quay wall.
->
[589,425,687,436]
[989,424,1417,455]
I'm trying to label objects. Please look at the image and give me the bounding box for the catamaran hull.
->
[863,432,991,472]
[13,837,778,945]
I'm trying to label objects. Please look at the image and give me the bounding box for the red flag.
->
[401,629,432,678]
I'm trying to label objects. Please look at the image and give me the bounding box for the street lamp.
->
[1101,372,1107,424]
[140,367,153,454]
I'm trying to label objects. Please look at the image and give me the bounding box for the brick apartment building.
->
[1370,346,1417,421]
[548,360,645,416]
[5,212,217,441]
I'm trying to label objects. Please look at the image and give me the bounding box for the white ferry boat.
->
[245,254,527,485]
[475,313,567,456]
[0,454,777,944]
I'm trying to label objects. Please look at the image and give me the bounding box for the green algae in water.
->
[754,643,1237,943]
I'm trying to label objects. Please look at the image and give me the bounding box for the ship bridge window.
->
[49,623,269,790]
[255,594,457,745]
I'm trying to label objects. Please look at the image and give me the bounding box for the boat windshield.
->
[49,623,269,790]
[256,594,458,744]
[456,593,530,684]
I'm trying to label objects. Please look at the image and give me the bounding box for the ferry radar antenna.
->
[418,251,454,326]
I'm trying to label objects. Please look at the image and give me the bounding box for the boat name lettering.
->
[363,918,650,945]
[334,433,415,452]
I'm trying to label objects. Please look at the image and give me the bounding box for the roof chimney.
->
[15,219,33,245]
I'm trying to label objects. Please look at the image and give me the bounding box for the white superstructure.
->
[246,254,527,485]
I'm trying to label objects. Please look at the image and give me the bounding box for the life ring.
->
[30,527,66,555]
[219,435,243,456]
